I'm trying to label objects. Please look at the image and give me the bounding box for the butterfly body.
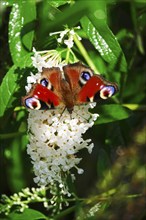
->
[22,62,118,113]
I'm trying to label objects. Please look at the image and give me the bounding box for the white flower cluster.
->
[25,72,41,93]
[50,26,81,48]
[31,48,67,72]
[27,105,98,193]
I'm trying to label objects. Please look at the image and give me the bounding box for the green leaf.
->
[42,1,92,36]
[7,134,28,192]
[9,1,36,65]
[0,65,18,117]
[0,54,32,117]
[8,209,47,220]
[94,104,132,124]
[18,53,33,68]
[49,0,68,8]
[81,16,127,72]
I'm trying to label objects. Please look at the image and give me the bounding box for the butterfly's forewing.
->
[32,84,60,105]
[63,62,83,91]
[22,68,64,110]
[78,75,118,103]
[63,62,118,104]
[63,62,95,103]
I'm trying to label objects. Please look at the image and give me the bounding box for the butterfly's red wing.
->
[22,68,64,110]
[63,62,118,105]
[63,61,95,103]
[78,76,104,102]
[78,75,118,103]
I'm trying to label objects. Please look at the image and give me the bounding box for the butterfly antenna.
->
[73,109,90,122]
[58,107,67,121]
[48,107,67,127]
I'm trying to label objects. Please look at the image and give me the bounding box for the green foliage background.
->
[0,0,145,219]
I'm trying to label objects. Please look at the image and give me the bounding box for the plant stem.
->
[66,48,70,63]
[53,205,76,219]
[0,132,25,139]
[122,104,146,111]
[74,34,100,74]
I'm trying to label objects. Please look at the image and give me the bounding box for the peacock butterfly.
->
[22,62,118,113]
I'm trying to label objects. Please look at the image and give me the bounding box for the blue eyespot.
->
[100,86,116,99]
[40,78,48,87]
[39,78,52,90]
[80,70,93,85]
[25,97,41,109]
[81,71,91,81]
